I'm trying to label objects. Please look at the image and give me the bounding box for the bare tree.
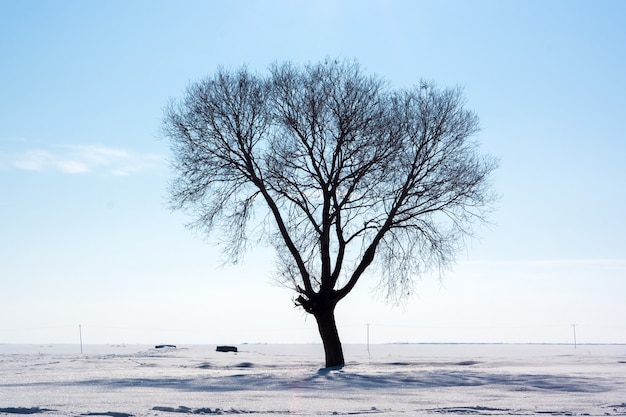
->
[162,59,498,368]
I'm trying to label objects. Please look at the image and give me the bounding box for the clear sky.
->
[1,0,625,346]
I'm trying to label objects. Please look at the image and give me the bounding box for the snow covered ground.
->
[1,343,625,416]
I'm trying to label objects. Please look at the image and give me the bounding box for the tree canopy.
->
[163,59,498,367]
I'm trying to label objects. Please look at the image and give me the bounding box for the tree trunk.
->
[313,305,345,368]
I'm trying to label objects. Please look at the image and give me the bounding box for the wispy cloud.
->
[7,144,163,176]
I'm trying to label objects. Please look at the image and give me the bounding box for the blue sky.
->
[1,0,625,346]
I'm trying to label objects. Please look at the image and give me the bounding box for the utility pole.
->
[79,324,83,354]
[571,324,577,349]
[366,324,370,357]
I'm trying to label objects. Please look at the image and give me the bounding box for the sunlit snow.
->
[1,344,624,416]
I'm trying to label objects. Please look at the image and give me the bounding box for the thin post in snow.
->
[79,324,83,354]
[571,324,577,349]
[366,323,370,357]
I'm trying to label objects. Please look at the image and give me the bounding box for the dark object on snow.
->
[152,406,222,414]
[155,344,177,349]
[0,408,56,415]
[216,345,237,353]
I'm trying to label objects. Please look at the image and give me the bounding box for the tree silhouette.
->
[163,59,498,367]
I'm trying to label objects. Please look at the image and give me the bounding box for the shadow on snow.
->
[5,367,604,394]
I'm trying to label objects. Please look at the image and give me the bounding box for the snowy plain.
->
[1,343,625,416]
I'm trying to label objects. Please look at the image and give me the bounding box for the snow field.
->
[1,344,625,416]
